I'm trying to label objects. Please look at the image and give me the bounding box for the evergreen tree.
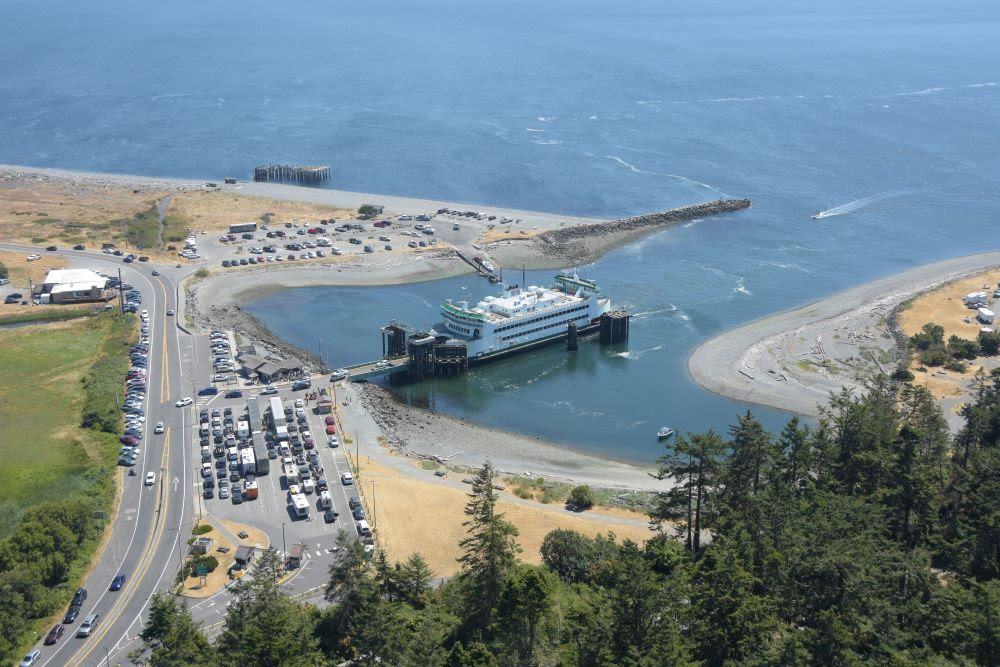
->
[774,417,813,495]
[720,411,778,513]
[652,431,724,551]
[135,593,214,666]
[495,566,553,665]
[395,553,434,608]
[458,461,520,635]
[217,547,322,666]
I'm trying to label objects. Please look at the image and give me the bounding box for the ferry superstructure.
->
[430,272,612,360]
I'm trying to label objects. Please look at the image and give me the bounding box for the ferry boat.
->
[429,272,612,361]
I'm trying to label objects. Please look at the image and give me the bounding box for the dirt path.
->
[155,194,174,247]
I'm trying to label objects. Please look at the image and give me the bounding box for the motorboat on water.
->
[657,427,674,439]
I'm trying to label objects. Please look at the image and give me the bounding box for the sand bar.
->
[688,252,1000,418]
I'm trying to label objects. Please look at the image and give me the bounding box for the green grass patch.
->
[796,359,817,373]
[0,312,133,661]
[193,524,214,535]
[0,307,95,326]
[162,213,191,243]
[420,460,440,470]
[32,217,60,225]
[118,204,160,249]
[30,236,48,244]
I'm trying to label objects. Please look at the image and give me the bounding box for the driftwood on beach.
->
[538,198,752,245]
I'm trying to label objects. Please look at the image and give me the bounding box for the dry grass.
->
[0,179,166,247]
[360,458,652,577]
[477,227,543,244]
[898,270,1000,342]
[168,191,353,233]
[0,249,66,287]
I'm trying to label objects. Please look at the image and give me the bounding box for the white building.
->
[37,269,110,304]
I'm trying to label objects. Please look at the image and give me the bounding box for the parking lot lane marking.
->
[69,428,173,667]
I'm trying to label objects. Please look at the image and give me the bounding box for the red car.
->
[325,424,337,435]
[44,624,64,645]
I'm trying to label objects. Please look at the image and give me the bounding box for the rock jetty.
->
[535,198,751,260]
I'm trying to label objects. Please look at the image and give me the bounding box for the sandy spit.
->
[688,251,1000,417]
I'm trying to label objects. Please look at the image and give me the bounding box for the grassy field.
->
[0,313,131,538]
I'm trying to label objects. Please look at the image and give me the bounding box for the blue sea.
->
[4,0,999,461]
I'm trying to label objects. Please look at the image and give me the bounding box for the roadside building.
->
[35,269,113,304]
[241,355,305,383]
[234,545,257,569]
[190,537,214,555]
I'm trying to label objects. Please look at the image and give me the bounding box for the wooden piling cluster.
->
[599,311,631,344]
[253,164,331,184]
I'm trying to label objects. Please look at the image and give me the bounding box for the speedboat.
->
[657,427,674,439]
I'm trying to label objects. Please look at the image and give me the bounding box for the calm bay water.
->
[4,0,1000,461]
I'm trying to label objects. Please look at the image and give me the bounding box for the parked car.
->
[18,650,41,667]
[44,624,65,645]
[224,390,242,399]
[198,387,218,396]
[341,471,354,486]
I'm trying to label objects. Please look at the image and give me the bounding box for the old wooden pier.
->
[253,164,331,184]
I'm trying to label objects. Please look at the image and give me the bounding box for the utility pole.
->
[371,480,376,529]
[117,268,125,314]
[103,645,111,667]
[356,432,360,478]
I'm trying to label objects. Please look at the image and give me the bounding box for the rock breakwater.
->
[534,198,751,263]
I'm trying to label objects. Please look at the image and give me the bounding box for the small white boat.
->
[657,427,674,439]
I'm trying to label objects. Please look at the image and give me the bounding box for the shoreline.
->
[688,252,1000,418]
[351,383,661,491]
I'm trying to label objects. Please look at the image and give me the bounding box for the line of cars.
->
[200,404,255,502]
[118,308,152,467]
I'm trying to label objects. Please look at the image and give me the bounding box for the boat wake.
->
[812,189,910,219]
[605,156,724,195]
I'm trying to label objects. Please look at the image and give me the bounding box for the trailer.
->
[274,424,288,442]
[290,494,309,518]
[237,420,250,438]
[251,432,269,475]
[282,462,299,486]
[978,307,995,324]
[269,397,286,426]
[239,449,256,476]
[246,399,263,433]
[229,222,257,234]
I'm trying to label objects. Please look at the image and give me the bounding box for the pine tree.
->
[458,461,521,635]
[720,411,778,513]
[652,431,724,552]
[135,593,214,666]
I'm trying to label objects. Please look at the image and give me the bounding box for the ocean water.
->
[4,0,1000,461]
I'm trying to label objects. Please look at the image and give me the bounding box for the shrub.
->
[0,261,7,279]
[945,359,968,373]
[920,346,949,367]
[568,485,595,510]
[31,236,47,244]
[195,268,210,278]
[891,366,915,382]
[909,323,944,350]
[979,330,1000,356]
[192,523,213,535]
[947,335,980,360]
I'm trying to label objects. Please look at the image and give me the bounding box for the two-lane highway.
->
[0,243,199,666]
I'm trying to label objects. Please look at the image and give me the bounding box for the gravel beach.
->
[351,384,661,491]
[688,251,1000,418]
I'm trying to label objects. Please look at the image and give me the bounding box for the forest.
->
[134,373,1000,666]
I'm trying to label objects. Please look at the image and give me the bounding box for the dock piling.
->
[253,164,331,184]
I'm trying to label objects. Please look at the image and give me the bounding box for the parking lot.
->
[187,346,365,585]
[205,211,484,269]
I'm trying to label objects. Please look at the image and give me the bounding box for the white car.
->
[145,472,156,486]
[26,254,41,261]
[140,309,148,318]
[154,421,164,434]
[260,386,278,395]
[328,436,339,447]
[175,397,193,407]
[341,471,354,485]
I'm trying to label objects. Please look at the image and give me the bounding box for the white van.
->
[356,520,371,537]
[302,478,315,495]
[318,490,332,510]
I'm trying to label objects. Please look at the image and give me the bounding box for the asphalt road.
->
[2,243,359,665]
[1,243,198,666]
